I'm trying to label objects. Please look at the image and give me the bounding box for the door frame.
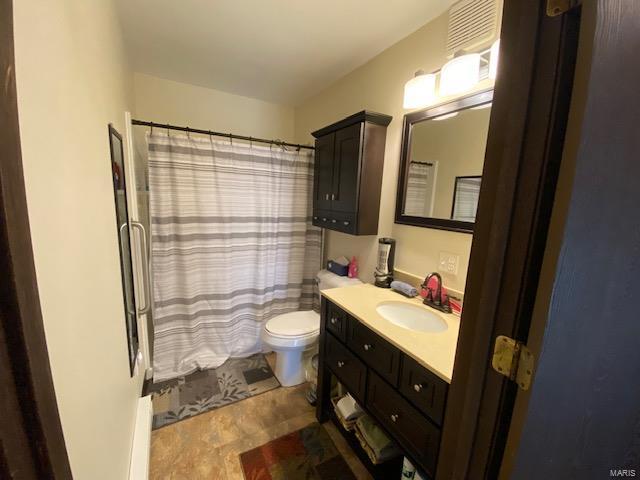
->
[437,1,582,478]
[0,0,72,477]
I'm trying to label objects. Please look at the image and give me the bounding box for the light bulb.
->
[439,53,481,97]
[489,39,500,80]
[403,71,436,109]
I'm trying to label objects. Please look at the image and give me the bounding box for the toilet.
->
[262,270,361,386]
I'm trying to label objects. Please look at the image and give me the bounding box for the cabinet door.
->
[331,123,362,213]
[313,133,335,211]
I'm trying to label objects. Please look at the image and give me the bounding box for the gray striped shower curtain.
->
[148,133,320,381]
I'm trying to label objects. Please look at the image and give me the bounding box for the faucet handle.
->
[442,294,452,313]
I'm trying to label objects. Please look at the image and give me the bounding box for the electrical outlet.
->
[438,252,460,275]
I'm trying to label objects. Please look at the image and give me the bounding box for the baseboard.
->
[129,395,153,480]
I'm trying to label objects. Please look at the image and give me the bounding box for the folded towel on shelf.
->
[391,280,418,298]
[355,415,401,462]
[336,393,363,421]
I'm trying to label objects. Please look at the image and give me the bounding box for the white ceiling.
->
[115,0,456,106]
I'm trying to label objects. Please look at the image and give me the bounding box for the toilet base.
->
[273,349,306,387]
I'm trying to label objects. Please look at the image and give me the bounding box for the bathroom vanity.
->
[316,284,460,479]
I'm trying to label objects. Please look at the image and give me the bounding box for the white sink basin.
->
[376,301,448,333]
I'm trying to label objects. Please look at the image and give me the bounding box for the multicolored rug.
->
[240,423,357,480]
[147,353,279,429]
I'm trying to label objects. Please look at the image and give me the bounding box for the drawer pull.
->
[313,216,318,220]
[363,344,372,351]
[325,194,330,200]
[343,221,350,226]
[413,383,423,393]
[337,361,345,368]
[331,219,336,223]
[330,317,338,325]
[390,414,399,423]
[322,217,327,222]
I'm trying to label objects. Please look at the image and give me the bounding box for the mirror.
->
[395,90,492,233]
[108,124,139,376]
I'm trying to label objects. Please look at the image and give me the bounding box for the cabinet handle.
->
[413,383,423,393]
[313,216,318,220]
[337,360,345,368]
[331,193,336,200]
[330,317,338,325]
[363,344,372,351]
[331,219,336,223]
[390,414,399,422]
[325,193,329,200]
[322,217,327,222]
[343,221,350,226]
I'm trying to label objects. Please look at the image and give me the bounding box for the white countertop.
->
[322,283,460,383]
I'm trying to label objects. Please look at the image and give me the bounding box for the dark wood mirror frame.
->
[395,89,493,233]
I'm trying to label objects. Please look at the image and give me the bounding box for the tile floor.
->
[149,354,372,480]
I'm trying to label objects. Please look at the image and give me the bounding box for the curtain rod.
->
[131,119,315,151]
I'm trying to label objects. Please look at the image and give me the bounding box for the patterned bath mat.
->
[240,422,357,480]
[147,354,279,429]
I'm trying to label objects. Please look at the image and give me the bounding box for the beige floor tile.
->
[150,380,369,480]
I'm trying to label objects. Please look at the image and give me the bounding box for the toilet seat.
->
[265,311,320,338]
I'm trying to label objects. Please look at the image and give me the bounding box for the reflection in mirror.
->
[396,90,492,233]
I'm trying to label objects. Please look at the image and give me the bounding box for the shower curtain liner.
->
[148,132,320,381]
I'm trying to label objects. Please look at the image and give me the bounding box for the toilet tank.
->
[316,270,362,299]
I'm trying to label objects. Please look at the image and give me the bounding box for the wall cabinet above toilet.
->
[311,111,392,236]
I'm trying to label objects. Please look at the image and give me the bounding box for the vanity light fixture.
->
[439,53,481,97]
[489,39,500,80]
[403,70,437,109]
[432,112,459,121]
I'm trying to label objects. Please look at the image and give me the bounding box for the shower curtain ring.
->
[249,136,253,149]
[149,122,154,135]
[186,127,191,139]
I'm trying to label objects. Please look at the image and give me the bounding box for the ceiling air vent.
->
[446,0,502,57]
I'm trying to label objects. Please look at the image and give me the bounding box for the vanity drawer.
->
[367,371,440,478]
[347,319,401,386]
[325,333,367,402]
[326,302,349,342]
[400,356,448,426]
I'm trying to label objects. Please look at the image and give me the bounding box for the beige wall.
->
[133,73,296,141]
[13,1,143,479]
[295,11,493,292]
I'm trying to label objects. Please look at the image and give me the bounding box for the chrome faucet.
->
[422,272,452,314]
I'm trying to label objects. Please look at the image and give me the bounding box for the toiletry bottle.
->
[348,256,358,278]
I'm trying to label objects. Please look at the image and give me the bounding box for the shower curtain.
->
[148,133,320,381]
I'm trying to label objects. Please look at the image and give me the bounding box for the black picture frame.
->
[394,89,493,233]
[451,175,482,222]
[108,124,139,377]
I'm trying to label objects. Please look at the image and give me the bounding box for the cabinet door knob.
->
[325,193,329,200]
[313,216,318,220]
[390,414,399,422]
[343,221,350,226]
[331,193,336,200]
[337,361,345,368]
[363,344,372,351]
[330,317,338,325]
[322,217,327,222]
[413,383,423,393]
[331,219,336,223]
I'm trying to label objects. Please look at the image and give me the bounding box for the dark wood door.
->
[331,123,362,213]
[313,133,334,211]
[501,1,640,478]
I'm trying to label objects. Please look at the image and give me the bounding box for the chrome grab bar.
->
[131,221,151,315]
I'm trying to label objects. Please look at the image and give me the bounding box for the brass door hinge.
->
[547,0,582,17]
[492,335,534,390]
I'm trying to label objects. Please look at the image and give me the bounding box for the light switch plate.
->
[438,252,460,275]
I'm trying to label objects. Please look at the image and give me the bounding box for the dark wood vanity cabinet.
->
[311,111,392,235]
[317,298,449,479]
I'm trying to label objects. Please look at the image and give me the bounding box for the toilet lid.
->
[265,311,320,337]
